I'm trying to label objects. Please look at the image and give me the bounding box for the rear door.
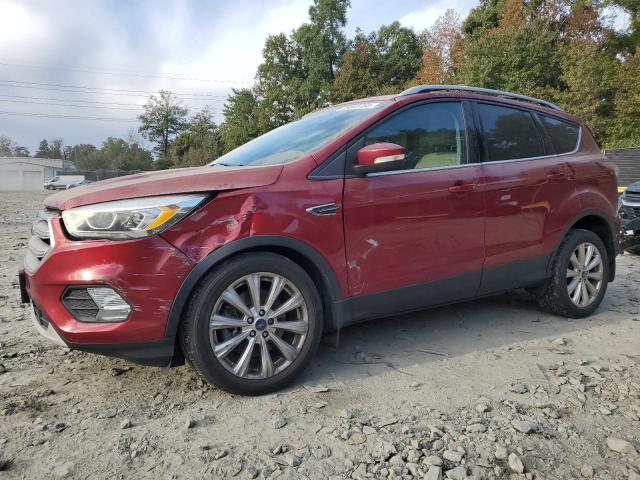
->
[475,102,578,294]
[342,100,486,320]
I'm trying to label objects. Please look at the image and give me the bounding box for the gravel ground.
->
[1,190,639,480]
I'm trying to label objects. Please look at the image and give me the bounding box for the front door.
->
[342,101,486,320]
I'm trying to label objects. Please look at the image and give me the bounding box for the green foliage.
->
[49,138,63,159]
[13,145,30,157]
[456,19,563,95]
[605,52,640,147]
[67,139,153,171]
[158,0,639,168]
[451,0,639,147]
[170,107,224,167]
[331,23,422,102]
[0,135,30,157]
[463,0,503,34]
[374,22,423,90]
[35,139,50,158]
[256,0,350,120]
[138,90,189,157]
[218,89,264,153]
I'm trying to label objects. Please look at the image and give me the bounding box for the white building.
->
[0,157,63,191]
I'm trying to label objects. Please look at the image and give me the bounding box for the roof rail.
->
[398,84,563,111]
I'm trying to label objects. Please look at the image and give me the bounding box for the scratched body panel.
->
[161,157,350,297]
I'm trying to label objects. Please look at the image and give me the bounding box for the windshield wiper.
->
[213,162,243,167]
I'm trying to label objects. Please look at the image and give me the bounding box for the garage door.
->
[0,170,21,190]
[23,170,44,190]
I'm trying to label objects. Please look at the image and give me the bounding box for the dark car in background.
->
[619,181,640,255]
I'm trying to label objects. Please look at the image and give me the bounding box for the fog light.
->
[87,287,131,321]
[62,286,131,322]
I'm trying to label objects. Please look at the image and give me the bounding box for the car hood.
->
[45,164,284,210]
[626,181,640,194]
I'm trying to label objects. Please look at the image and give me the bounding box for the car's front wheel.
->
[537,229,609,318]
[179,252,323,395]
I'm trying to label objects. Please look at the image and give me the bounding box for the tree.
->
[67,144,97,170]
[170,107,224,167]
[257,0,350,120]
[14,145,30,157]
[35,139,51,158]
[0,136,31,157]
[374,22,422,89]
[605,0,639,54]
[412,10,463,85]
[331,23,421,102]
[331,31,381,102]
[65,140,153,171]
[49,138,63,159]
[607,51,640,147]
[0,135,14,156]
[138,90,189,158]
[218,89,263,153]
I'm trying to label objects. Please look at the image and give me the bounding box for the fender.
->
[164,235,348,339]
[547,207,618,281]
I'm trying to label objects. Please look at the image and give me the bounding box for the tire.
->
[625,246,640,256]
[179,252,323,395]
[537,229,609,318]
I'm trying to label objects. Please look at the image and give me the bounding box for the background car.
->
[67,178,95,189]
[619,180,640,255]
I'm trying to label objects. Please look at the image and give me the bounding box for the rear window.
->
[477,103,545,162]
[538,114,580,154]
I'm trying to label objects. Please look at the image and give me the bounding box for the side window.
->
[538,114,580,154]
[477,103,545,162]
[364,102,466,170]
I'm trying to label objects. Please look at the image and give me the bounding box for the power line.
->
[0,79,233,99]
[0,94,220,112]
[0,109,138,122]
[0,93,147,107]
[0,98,142,111]
[0,61,253,84]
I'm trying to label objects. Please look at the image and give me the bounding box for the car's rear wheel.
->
[537,229,609,318]
[179,252,323,395]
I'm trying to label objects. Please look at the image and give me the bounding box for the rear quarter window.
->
[476,103,545,162]
[538,114,580,154]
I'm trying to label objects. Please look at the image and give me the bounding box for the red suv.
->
[20,85,619,395]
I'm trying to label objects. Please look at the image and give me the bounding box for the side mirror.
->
[354,142,406,175]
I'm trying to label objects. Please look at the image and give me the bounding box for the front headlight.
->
[62,194,207,240]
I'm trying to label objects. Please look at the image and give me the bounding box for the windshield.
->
[211,101,389,167]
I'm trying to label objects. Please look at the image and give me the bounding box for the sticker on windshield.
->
[335,102,380,111]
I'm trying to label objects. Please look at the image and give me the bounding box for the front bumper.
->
[21,214,194,365]
[22,275,182,367]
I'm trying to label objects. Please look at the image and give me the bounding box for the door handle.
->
[546,172,566,181]
[448,183,478,194]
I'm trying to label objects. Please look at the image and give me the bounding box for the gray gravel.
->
[1,191,640,479]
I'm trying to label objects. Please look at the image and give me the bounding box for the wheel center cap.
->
[255,318,267,331]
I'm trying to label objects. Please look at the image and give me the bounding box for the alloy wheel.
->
[566,242,604,307]
[209,272,309,379]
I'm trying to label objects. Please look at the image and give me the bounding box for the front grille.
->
[624,191,640,202]
[620,205,640,221]
[24,210,55,273]
[62,288,100,322]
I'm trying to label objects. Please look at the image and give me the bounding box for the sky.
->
[0,0,629,154]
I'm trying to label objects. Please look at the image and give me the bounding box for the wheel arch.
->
[165,236,348,343]
[551,209,618,282]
